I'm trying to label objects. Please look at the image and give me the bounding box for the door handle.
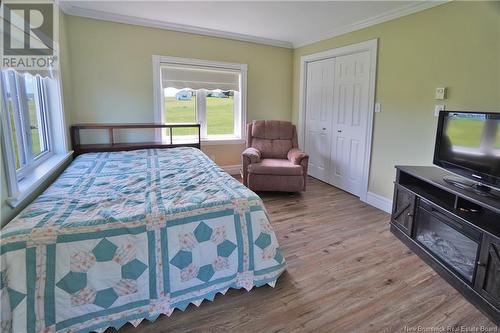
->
[322,127,327,130]
[337,130,342,133]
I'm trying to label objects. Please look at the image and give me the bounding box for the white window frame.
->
[152,55,247,145]
[1,69,72,208]
[2,71,53,179]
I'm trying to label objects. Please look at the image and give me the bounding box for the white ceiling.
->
[59,1,444,48]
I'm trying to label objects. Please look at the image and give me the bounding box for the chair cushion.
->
[252,138,292,159]
[251,120,294,140]
[247,158,304,176]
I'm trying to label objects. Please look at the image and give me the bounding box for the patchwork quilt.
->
[0,147,286,333]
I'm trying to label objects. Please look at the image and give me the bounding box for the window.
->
[206,91,235,136]
[164,88,198,138]
[153,56,247,143]
[1,69,71,207]
[1,70,51,178]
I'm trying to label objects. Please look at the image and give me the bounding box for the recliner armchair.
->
[242,120,309,192]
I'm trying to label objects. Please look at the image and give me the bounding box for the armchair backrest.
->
[246,120,298,159]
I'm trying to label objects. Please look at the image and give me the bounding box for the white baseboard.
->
[365,191,393,213]
[221,164,242,175]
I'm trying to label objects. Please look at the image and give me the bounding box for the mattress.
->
[0,147,285,332]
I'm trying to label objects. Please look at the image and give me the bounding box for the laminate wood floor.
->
[115,177,496,333]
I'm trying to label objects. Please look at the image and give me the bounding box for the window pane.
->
[164,88,198,136]
[8,107,22,169]
[3,73,22,169]
[206,91,234,136]
[24,74,47,157]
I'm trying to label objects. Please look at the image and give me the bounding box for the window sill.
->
[201,138,245,146]
[7,152,73,208]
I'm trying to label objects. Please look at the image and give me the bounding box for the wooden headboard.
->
[70,123,201,156]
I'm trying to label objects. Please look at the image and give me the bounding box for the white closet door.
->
[304,58,335,183]
[330,51,371,196]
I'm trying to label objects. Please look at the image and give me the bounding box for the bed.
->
[0,146,286,333]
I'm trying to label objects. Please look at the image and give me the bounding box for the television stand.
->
[443,175,500,199]
[391,166,500,325]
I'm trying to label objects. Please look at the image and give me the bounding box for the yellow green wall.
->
[292,1,500,200]
[63,15,293,166]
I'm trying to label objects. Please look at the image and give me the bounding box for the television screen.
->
[434,111,500,187]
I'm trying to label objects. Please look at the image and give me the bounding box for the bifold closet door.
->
[304,58,335,183]
[329,51,371,197]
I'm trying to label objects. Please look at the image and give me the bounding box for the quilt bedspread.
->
[0,147,286,333]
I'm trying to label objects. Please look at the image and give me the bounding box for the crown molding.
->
[59,1,448,50]
[58,2,294,49]
[293,1,448,48]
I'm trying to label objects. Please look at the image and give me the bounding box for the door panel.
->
[337,85,347,125]
[391,185,416,236]
[475,235,500,308]
[330,51,371,196]
[305,58,335,182]
[348,139,360,181]
[334,136,344,177]
[352,84,362,126]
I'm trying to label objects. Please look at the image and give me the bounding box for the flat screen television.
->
[434,111,500,194]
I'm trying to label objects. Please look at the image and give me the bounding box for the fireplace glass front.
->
[415,206,479,283]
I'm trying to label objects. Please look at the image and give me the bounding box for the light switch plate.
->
[374,103,381,113]
[434,104,445,117]
[435,87,446,100]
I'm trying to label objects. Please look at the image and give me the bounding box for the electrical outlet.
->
[209,154,216,162]
[434,105,445,117]
[374,103,381,113]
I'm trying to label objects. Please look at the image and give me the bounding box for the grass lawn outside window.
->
[165,96,235,137]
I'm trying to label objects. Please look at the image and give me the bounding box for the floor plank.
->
[114,177,496,333]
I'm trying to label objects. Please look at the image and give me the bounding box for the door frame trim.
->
[298,38,378,202]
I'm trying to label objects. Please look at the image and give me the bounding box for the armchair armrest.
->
[242,147,261,187]
[287,148,308,165]
[242,147,261,163]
